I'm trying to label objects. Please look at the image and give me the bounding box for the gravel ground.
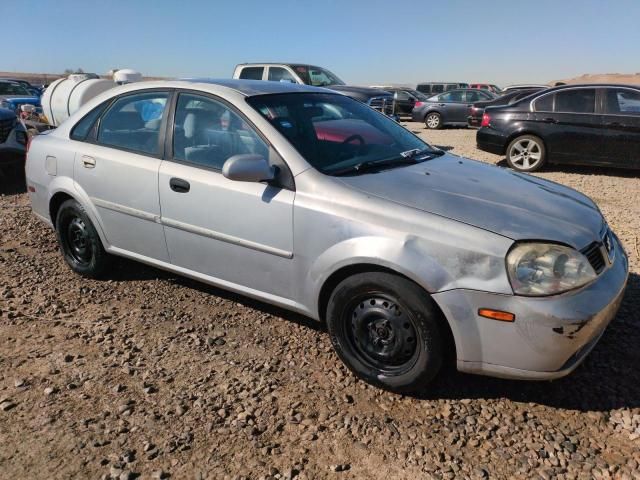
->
[1,127,639,480]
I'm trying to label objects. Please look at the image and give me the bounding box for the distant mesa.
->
[550,72,640,85]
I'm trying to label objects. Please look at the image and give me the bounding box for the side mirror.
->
[222,154,275,183]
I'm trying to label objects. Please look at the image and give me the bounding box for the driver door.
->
[158,92,295,299]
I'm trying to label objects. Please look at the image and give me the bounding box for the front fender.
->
[305,231,513,319]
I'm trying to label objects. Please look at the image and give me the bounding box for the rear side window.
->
[604,88,640,115]
[97,91,169,155]
[439,91,463,102]
[533,93,554,112]
[554,89,596,113]
[239,67,264,80]
[432,84,445,93]
[70,102,108,141]
[416,84,430,94]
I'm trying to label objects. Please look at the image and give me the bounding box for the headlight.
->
[0,100,12,110]
[507,243,597,296]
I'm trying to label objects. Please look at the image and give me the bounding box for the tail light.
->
[481,113,491,127]
[414,101,424,108]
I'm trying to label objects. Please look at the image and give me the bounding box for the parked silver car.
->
[25,80,628,393]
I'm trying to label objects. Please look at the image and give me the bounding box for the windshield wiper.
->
[329,149,444,176]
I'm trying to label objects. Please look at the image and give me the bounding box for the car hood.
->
[0,108,16,121]
[0,96,41,105]
[337,154,604,249]
[327,85,392,98]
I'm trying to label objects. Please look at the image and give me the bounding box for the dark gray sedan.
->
[412,88,497,129]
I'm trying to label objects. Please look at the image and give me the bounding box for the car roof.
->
[178,78,335,96]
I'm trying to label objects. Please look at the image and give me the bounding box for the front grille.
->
[368,96,394,115]
[0,117,16,144]
[582,242,606,274]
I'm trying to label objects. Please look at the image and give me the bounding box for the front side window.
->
[239,67,264,80]
[268,67,296,83]
[465,90,484,102]
[173,93,268,170]
[431,84,444,94]
[604,88,640,115]
[290,65,345,86]
[97,92,168,155]
[554,89,596,113]
[248,93,439,176]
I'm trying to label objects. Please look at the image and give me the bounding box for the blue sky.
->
[3,0,640,86]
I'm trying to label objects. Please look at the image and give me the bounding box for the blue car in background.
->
[0,80,42,112]
[0,81,33,161]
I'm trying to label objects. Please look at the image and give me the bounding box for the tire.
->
[55,199,111,278]
[326,272,444,393]
[506,135,546,172]
[424,112,442,130]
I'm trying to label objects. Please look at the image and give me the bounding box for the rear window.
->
[239,67,264,80]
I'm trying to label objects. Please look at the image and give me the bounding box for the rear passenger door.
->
[532,88,604,164]
[438,90,467,122]
[158,91,295,299]
[601,87,640,168]
[72,90,171,262]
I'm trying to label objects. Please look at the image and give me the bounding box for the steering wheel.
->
[341,134,365,146]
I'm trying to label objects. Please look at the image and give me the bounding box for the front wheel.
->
[55,199,111,278]
[506,135,546,172]
[326,272,444,393]
[425,112,442,129]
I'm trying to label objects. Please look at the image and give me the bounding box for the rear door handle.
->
[605,122,622,127]
[81,155,96,168]
[542,117,558,124]
[169,177,190,193]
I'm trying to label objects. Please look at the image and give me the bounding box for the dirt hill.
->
[551,73,640,85]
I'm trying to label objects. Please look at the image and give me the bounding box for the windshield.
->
[290,65,345,86]
[0,82,30,96]
[247,92,439,176]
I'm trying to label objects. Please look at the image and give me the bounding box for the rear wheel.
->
[326,272,444,393]
[506,135,546,172]
[55,199,111,278]
[425,112,442,129]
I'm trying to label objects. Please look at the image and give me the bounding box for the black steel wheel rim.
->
[345,294,420,374]
[65,216,92,265]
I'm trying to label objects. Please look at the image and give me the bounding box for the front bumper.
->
[432,233,629,380]
[0,127,27,158]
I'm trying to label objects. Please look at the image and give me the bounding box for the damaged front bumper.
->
[432,233,629,380]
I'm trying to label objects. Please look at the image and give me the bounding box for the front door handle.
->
[542,117,558,124]
[169,177,190,193]
[82,155,96,168]
[605,121,622,127]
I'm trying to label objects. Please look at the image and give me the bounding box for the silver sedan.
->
[25,80,628,393]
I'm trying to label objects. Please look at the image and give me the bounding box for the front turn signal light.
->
[478,309,515,322]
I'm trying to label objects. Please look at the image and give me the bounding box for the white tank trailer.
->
[42,70,142,127]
